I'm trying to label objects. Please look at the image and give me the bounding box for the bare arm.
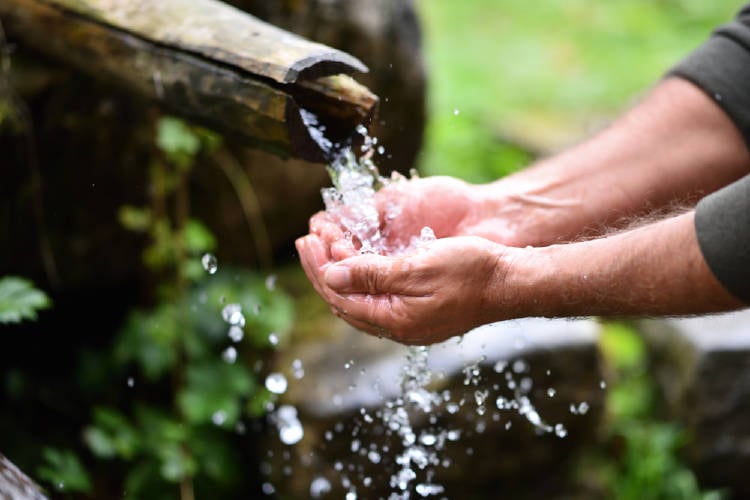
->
[467,77,750,246]
[498,211,744,320]
[297,210,744,345]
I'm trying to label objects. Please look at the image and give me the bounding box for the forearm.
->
[474,78,750,246]
[498,211,745,319]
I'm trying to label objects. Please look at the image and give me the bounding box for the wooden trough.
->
[0,0,379,163]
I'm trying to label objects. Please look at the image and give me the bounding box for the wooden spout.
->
[0,0,379,162]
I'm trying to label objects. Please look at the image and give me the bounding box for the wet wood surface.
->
[0,0,378,162]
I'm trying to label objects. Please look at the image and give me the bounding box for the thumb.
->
[324,256,399,294]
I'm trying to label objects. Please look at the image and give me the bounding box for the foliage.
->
[416,0,744,180]
[36,447,92,495]
[587,321,724,499]
[81,116,293,498]
[0,276,51,324]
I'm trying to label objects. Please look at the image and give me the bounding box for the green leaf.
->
[177,361,255,425]
[0,276,51,323]
[118,205,152,232]
[36,447,92,494]
[156,117,200,169]
[183,219,217,255]
[188,269,294,349]
[84,407,141,459]
[115,306,179,380]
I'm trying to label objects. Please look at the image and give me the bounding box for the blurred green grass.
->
[415,0,744,182]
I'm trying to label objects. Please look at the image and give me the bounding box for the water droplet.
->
[715,93,723,102]
[555,423,568,438]
[212,410,227,426]
[570,402,589,415]
[292,359,305,379]
[453,108,460,116]
[222,303,245,327]
[505,421,512,430]
[222,346,237,364]
[368,450,381,463]
[416,483,445,497]
[127,377,134,388]
[228,325,244,343]
[547,388,556,397]
[493,360,507,373]
[512,359,527,373]
[345,490,357,500]
[265,373,288,394]
[474,389,488,407]
[262,482,275,495]
[420,433,437,446]
[274,405,304,445]
[310,477,332,498]
[419,226,436,243]
[600,380,607,389]
[201,253,218,274]
[268,332,279,346]
[265,274,277,291]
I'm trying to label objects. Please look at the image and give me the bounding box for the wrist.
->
[484,244,560,321]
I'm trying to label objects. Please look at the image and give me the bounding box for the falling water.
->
[256,111,587,497]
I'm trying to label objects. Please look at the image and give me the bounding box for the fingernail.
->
[325,265,351,289]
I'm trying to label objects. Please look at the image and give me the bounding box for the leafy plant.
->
[587,321,725,500]
[0,276,51,324]
[36,447,92,495]
[82,116,293,498]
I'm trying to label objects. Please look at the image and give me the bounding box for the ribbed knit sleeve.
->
[670,5,750,303]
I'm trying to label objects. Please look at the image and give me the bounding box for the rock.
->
[265,317,605,498]
[641,310,750,496]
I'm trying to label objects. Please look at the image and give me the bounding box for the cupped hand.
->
[296,233,515,345]
[308,176,482,260]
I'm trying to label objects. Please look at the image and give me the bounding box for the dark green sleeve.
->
[668,5,750,304]
[694,175,750,303]
[669,5,750,148]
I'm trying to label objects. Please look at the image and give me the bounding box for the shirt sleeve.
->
[694,175,750,303]
[669,5,750,148]
[668,5,750,304]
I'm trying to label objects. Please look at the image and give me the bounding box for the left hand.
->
[296,233,513,345]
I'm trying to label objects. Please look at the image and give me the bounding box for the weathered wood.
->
[0,453,48,500]
[0,0,378,162]
[44,0,368,83]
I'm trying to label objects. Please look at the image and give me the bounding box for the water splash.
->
[201,252,218,274]
[265,373,288,395]
[287,112,571,497]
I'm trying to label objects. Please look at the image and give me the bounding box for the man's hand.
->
[296,233,512,345]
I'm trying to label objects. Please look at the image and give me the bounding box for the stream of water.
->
[202,114,586,498]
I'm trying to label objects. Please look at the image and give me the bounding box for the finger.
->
[328,294,434,346]
[296,236,333,301]
[309,211,332,233]
[331,239,357,261]
[331,310,392,340]
[323,255,402,295]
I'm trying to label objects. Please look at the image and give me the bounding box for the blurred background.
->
[0,0,746,498]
